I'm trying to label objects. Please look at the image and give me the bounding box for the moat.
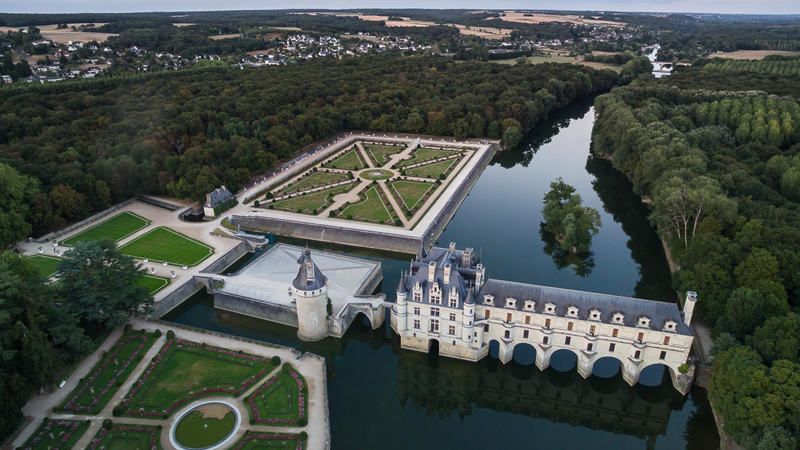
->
[164,100,721,450]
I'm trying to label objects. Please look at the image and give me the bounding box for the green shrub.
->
[282,362,292,372]
[166,330,176,339]
[102,419,113,429]
[678,363,690,374]
[254,200,260,207]
[124,324,133,332]
[112,406,123,417]
[299,431,308,440]
[154,329,162,337]
[271,355,281,366]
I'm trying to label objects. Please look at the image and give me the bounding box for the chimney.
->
[449,242,456,253]
[683,291,697,327]
[443,263,451,284]
[475,264,485,290]
[428,261,436,282]
[462,248,473,269]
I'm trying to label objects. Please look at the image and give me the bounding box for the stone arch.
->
[487,339,502,359]
[591,355,625,379]
[510,342,537,366]
[351,312,373,333]
[548,348,579,373]
[637,362,677,388]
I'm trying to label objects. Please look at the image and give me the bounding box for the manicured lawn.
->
[138,275,171,295]
[326,149,364,170]
[88,424,162,450]
[29,255,62,278]
[245,367,308,426]
[121,339,275,417]
[270,184,353,214]
[340,186,393,223]
[19,419,90,450]
[365,144,404,166]
[117,227,214,267]
[61,212,150,247]
[406,159,457,179]
[392,180,435,210]
[279,171,349,195]
[229,431,306,450]
[57,331,159,414]
[174,408,236,449]
[397,148,459,167]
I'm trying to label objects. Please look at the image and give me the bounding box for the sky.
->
[2,0,800,15]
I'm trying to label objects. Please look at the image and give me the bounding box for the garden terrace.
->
[363,143,405,166]
[29,255,61,279]
[396,147,461,167]
[389,180,436,217]
[230,431,307,450]
[245,364,308,426]
[61,212,150,247]
[117,227,214,267]
[19,419,90,450]
[338,185,396,225]
[323,148,365,170]
[275,170,350,195]
[269,183,356,215]
[138,275,171,295]
[57,331,159,415]
[119,338,275,418]
[405,158,459,179]
[89,424,162,450]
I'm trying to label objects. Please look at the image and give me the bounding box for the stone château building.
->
[390,243,696,394]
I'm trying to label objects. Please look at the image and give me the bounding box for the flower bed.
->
[120,339,273,418]
[57,332,157,414]
[20,419,89,450]
[231,431,306,450]
[89,424,161,450]
[245,368,308,426]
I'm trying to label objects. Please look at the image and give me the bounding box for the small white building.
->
[203,186,235,217]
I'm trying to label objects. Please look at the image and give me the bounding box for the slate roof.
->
[204,185,234,208]
[292,249,328,291]
[476,279,692,336]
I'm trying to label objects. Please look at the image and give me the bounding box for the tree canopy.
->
[542,177,601,254]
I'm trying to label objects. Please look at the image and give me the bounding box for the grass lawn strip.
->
[365,144,404,166]
[29,255,62,278]
[278,171,349,195]
[397,147,459,167]
[89,424,161,450]
[58,331,158,414]
[406,159,457,179]
[121,338,274,417]
[246,366,307,426]
[61,212,150,247]
[19,419,90,450]
[270,184,354,214]
[340,186,392,223]
[392,180,436,210]
[138,275,171,295]
[117,227,214,267]
[326,149,364,170]
[231,431,306,450]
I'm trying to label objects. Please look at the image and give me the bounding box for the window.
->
[660,351,666,360]
[637,332,644,342]
[587,343,593,351]
[504,330,510,339]
[612,328,619,338]
[431,307,440,317]
[413,319,420,329]
[589,325,596,335]
[565,336,571,345]
[484,324,489,332]
[485,310,490,319]
[523,330,529,338]
[525,316,530,325]
[609,343,615,352]
[568,322,574,331]
[543,336,549,345]
[506,313,512,322]
[449,313,456,321]
[413,291,422,302]
[545,319,551,329]
[449,297,458,308]
[663,336,670,345]
[449,325,456,336]
[634,350,641,359]
[430,319,439,333]
[414,307,420,315]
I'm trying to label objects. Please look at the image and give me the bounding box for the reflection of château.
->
[390,243,696,394]
[396,350,685,440]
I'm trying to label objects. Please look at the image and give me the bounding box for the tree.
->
[0,163,38,249]
[58,239,153,331]
[542,178,602,253]
[501,126,523,149]
[718,287,790,339]
[751,313,800,365]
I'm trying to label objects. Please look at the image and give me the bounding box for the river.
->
[164,99,720,450]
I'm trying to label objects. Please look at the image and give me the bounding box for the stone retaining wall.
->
[31,198,136,243]
[200,240,254,274]
[136,195,182,211]
[150,277,204,318]
[214,292,299,327]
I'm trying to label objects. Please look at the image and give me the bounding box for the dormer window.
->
[637,315,651,328]
[663,320,677,332]
[567,306,579,317]
[484,295,494,306]
[613,313,625,324]
[545,303,556,314]
[590,309,601,321]
[524,300,535,311]
[448,287,459,308]
[429,282,441,305]
[506,298,517,309]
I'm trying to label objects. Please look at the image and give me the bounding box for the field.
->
[326,149,364,170]
[138,275,171,294]
[340,186,393,223]
[62,212,150,246]
[121,339,275,416]
[18,419,90,450]
[209,33,243,40]
[453,24,512,39]
[29,255,61,278]
[492,54,621,72]
[365,144,405,165]
[494,12,626,27]
[269,184,353,214]
[406,159,457,179]
[399,148,459,167]
[392,180,435,210]
[117,227,214,266]
[88,424,162,450]
[279,171,349,194]
[709,50,800,60]
[57,331,159,414]
[0,23,117,43]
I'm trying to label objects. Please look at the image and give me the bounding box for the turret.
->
[683,291,697,327]
[293,249,329,341]
[461,289,475,343]
[396,271,408,333]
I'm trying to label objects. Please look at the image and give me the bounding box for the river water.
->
[164,100,720,449]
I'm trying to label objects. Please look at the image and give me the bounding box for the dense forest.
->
[593,72,800,449]
[0,56,621,239]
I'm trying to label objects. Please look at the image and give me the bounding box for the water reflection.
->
[540,225,597,277]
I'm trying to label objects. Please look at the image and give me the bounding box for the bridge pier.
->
[577,353,595,379]
[535,349,550,371]
[497,341,514,364]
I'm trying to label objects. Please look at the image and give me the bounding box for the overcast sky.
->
[2,1,800,15]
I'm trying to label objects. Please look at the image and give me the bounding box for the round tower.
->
[293,249,329,341]
[461,288,475,344]
[396,271,409,334]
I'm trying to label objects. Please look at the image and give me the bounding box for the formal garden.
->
[61,212,150,247]
[117,336,278,418]
[117,227,214,267]
[268,184,355,215]
[405,158,459,179]
[245,363,308,426]
[29,254,61,278]
[230,431,307,450]
[276,170,350,195]
[88,423,162,450]
[18,419,91,450]
[337,185,396,224]
[323,148,364,170]
[388,180,437,218]
[395,147,461,167]
[364,143,405,166]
